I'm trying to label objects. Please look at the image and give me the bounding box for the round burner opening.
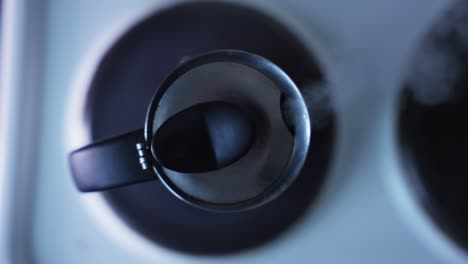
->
[398,0,468,252]
[81,1,336,255]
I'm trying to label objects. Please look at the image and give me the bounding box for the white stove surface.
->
[1,0,467,263]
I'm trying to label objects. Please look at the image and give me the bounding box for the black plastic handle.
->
[69,129,155,192]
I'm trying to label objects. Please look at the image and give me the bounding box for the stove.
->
[1,0,467,263]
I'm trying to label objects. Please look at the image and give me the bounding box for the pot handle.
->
[69,129,155,192]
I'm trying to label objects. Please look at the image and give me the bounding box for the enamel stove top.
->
[1,0,468,263]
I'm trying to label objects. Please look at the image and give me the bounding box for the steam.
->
[281,81,333,131]
[301,82,333,129]
[408,0,468,105]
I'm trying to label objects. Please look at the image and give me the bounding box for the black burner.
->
[398,1,468,251]
[85,2,335,254]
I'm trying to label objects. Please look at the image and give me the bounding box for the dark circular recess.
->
[398,3,468,251]
[399,89,468,252]
[85,1,335,254]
